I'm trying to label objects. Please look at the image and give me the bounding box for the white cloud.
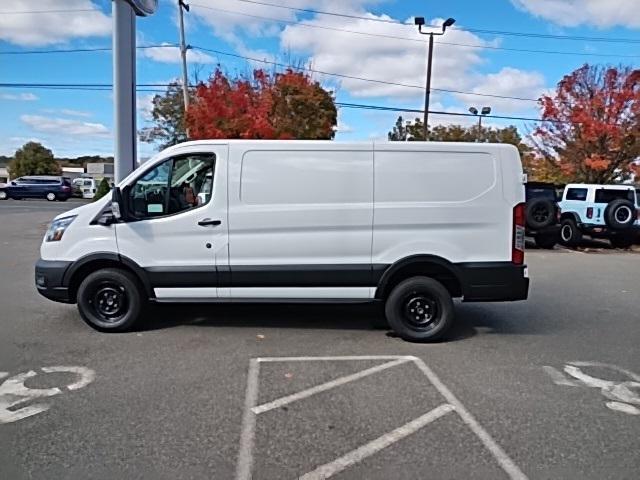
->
[453,67,546,113]
[142,43,216,64]
[0,92,39,101]
[0,0,110,46]
[60,109,92,117]
[21,115,110,137]
[280,15,493,99]
[137,94,156,122]
[511,0,640,28]
[188,0,386,41]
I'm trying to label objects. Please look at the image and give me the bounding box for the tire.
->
[610,234,636,249]
[559,218,582,246]
[76,268,145,332]
[526,198,556,229]
[58,197,68,202]
[46,192,56,202]
[604,199,636,230]
[385,276,454,342]
[0,191,7,200]
[534,233,557,249]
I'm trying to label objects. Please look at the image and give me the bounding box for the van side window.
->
[566,188,588,201]
[127,154,215,219]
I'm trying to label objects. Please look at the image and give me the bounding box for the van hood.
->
[53,195,110,222]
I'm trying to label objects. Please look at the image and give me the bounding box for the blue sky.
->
[1,0,640,158]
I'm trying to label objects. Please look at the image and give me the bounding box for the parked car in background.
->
[558,184,639,248]
[525,182,560,249]
[72,178,97,199]
[0,176,73,201]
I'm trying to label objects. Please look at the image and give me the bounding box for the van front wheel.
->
[77,268,144,332]
[385,277,454,342]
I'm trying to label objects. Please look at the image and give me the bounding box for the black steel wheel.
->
[77,268,144,332]
[385,276,454,342]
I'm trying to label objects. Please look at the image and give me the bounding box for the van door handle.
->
[198,218,221,226]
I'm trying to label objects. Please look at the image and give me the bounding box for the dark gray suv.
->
[0,176,73,201]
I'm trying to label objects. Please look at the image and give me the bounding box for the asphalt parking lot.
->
[1,199,639,480]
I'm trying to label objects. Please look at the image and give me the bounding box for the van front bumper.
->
[459,262,529,302]
[35,258,73,303]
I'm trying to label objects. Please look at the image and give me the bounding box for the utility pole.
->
[414,17,456,141]
[178,0,190,112]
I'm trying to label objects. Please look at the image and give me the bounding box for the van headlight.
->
[45,215,77,242]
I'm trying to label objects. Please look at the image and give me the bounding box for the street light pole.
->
[113,0,137,183]
[423,33,434,141]
[112,0,157,182]
[178,0,190,112]
[468,106,491,142]
[415,17,455,141]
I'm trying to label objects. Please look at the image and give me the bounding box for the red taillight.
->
[586,207,593,219]
[512,203,525,265]
[62,185,71,192]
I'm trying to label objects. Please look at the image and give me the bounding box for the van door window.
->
[127,154,215,220]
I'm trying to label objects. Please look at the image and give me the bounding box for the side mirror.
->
[11,181,17,186]
[111,186,125,221]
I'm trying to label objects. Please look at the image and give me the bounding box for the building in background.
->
[86,163,115,183]
[0,167,9,185]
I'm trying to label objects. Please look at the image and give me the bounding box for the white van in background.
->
[72,177,98,199]
[35,140,529,341]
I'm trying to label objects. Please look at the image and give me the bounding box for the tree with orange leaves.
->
[186,68,337,140]
[533,64,640,183]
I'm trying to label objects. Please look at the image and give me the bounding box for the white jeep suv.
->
[558,184,639,248]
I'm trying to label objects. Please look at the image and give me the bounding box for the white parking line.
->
[299,403,455,480]
[235,355,528,480]
[252,358,410,415]
[410,357,528,480]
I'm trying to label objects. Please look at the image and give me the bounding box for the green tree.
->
[93,177,111,201]
[139,82,192,149]
[8,142,59,177]
[388,116,530,155]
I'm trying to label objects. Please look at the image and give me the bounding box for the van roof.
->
[161,139,519,154]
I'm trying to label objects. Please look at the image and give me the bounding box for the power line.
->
[191,45,541,102]
[189,3,640,59]
[226,0,640,44]
[0,44,178,55]
[2,82,622,126]
[0,9,96,14]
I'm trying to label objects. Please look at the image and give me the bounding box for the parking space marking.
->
[235,355,528,480]
[298,403,455,480]
[252,357,410,415]
[0,366,95,424]
[544,361,640,415]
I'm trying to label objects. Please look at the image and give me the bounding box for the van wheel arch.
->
[375,255,463,300]
[65,254,152,302]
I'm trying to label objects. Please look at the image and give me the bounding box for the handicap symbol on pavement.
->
[0,366,95,424]
[544,361,640,415]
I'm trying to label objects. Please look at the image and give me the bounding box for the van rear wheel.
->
[385,277,454,342]
[76,268,144,332]
[46,192,56,201]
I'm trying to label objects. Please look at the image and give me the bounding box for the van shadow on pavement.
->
[138,300,548,342]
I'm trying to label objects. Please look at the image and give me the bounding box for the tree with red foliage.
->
[533,64,640,183]
[186,68,337,140]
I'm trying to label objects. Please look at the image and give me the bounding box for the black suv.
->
[525,182,560,249]
[0,176,73,201]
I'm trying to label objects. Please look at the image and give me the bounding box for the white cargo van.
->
[36,140,529,341]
